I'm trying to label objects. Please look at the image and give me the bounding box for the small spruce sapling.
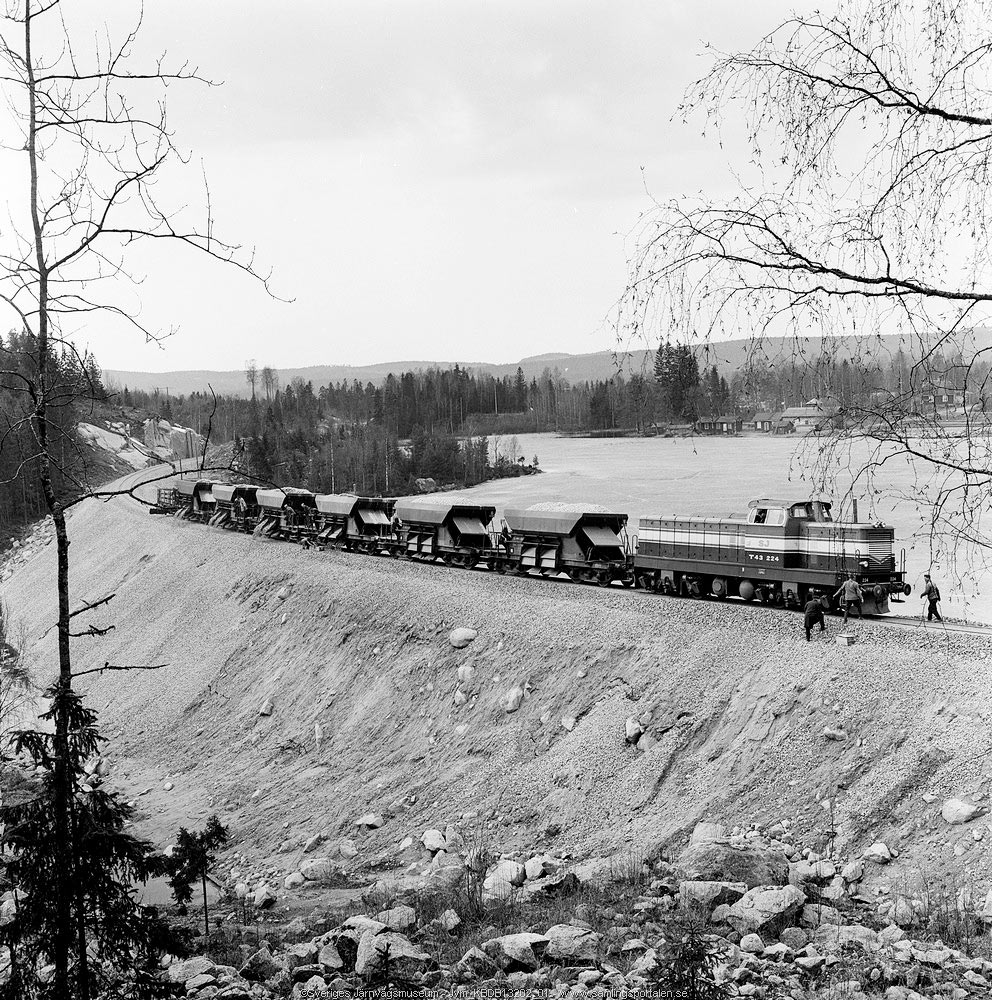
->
[167,816,229,941]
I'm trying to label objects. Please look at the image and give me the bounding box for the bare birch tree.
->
[0,1,275,994]
[618,0,992,579]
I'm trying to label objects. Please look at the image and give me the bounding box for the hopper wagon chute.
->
[254,487,317,540]
[172,479,217,521]
[314,495,395,552]
[209,483,260,531]
[393,496,495,567]
[634,498,909,613]
[502,503,633,585]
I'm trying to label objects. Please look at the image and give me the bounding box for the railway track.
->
[127,462,992,641]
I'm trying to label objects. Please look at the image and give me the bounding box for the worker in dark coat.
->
[499,520,513,556]
[804,596,826,641]
[834,574,864,623]
[922,573,942,622]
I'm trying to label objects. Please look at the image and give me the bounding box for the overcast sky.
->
[2,1,814,373]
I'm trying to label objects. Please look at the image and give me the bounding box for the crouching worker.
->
[804,596,826,642]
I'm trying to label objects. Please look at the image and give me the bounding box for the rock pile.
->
[162,817,992,999]
[0,517,54,584]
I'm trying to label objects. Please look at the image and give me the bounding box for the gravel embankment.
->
[3,476,991,888]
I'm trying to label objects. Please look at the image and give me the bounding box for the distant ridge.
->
[105,331,992,398]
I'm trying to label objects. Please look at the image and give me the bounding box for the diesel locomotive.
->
[154,481,910,615]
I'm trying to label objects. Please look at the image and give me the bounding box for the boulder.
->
[354,930,431,980]
[789,860,836,887]
[726,885,806,935]
[676,840,789,888]
[374,904,417,931]
[339,838,358,859]
[318,942,343,972]
[679,880,747,912]
[240,947,284,982]
[481,932,549,972]
[300,857,339,884]
[421,829,446,853]
[356,813,384,829]
[981,889,992,923]
[284,872,305,890]
[483,859,526,898]
[284,943,318,973]
[941,798,982,825]
[454,946,496,980]
[624,716,643,744]
[543,924,601,964]
[252,884,276,909]
[814,923,881,952]
[449,627,478,649]
[800,903,842,928]
[779,927,809,950]
[293,976,326,998]
[524,855,556,881]
[862,842,892,864]
[504,685,524,713]
[168,956,217,984]
[739,933,764,953]
[841,859,864,883]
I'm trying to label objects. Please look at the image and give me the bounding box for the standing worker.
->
[803,595,827,642]
[834,573,864,624]
[922,573,942,622]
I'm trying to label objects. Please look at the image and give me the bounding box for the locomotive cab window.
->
[752,509,767,524]
[811,501,833,522]
[790,503,812,520]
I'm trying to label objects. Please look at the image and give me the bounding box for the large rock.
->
[679,880,747,913]
[941,798,982,825]
[354,930,430,980]
[862,842,892,864]
[168,956,216,984]
[454,946,497,980]
[483,860,526,898]
[318,942,343,972]
[800,903,842,928]
[284,943,318,973]
[421,829,446,853]
[676,840,789,888]
[481,932,549,972]
[374,904,417,931]
[252,884,276,909]
[300,857,340,884]
[727,885,806,935]
[543,924,601,964]
[240,946,284,982]
[814,923,881,952]
[789,860,836,887]
[449,627,478,649]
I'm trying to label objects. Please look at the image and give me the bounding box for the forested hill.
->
[106,331,991,397]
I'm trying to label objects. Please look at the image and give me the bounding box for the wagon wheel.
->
[621,576,635,588]
[597,572,612,588]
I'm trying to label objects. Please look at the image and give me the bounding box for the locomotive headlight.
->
[859,559,869,568]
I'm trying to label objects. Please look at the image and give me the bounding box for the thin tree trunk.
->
[202,874,209,941]
[24,3,75,994]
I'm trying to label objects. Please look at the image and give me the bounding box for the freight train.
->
[153,480,911,615]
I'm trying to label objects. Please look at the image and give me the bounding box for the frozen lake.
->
[456,432,987,623]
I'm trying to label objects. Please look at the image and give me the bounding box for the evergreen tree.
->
[167,816,229,942]
[0,684,171,999]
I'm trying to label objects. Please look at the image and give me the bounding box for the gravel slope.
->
[3,479,991,894]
